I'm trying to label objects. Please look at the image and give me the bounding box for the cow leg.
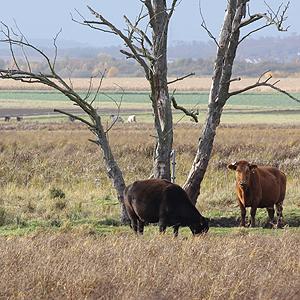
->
[250,207,257,227]
[275,202,284,229]
[131,219,138,234]
[173,225,180,238]
[266,207,275,228]
[240,206,247,227]
[158,218,167,234]
[137,220,144,235]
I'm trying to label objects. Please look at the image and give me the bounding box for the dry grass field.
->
[0,122,300,299]
[0,76,300,92]
[0,123,299,225]
[0,232,299,299]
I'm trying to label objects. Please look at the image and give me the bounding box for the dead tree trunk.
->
[92,115,128,223]
[184,0,295,204]
[80,0,182,180]
[149,0,173,179]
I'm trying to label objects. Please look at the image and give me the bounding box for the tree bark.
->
[184,0,245,204]
[93,115,129,223]
[150,0,173,180]
[183,103,223,205]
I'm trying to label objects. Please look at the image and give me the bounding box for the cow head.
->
[227,160,257,190]
[190,217,209,235]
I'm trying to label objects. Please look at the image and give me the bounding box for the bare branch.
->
[124,9,152,47]
[142,0,156,30]
[85,6,151,78]
[228,73,300,104]
[53,109,94,127]
[239,1,290,44]
[90,70,106,106]
[264,1,290,31]
[171,95,198,123]
[88,138,100,145]
[167,72,195,85]
[52,28,62,70]
[71,9,116,34]
[257,69,272,82]
[239,13,265,28]
[1,23,20,70]
[198,0,219,48]
[103,85,124,133]
[12,20,32,73]
[227,77,241,84]
[168,0,180,20]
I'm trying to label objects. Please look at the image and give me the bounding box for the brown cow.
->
[227,160,286,228]
[124,179,209,237]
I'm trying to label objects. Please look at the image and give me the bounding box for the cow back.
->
[124,179,170,223]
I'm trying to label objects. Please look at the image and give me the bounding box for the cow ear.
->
[227,162,237,170]
[249,164,257,170]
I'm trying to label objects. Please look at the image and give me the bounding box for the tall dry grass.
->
[0,231,299,299]
[0,123,299,226]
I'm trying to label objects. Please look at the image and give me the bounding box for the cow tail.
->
[279,172,287,203]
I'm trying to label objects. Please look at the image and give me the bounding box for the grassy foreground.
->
[0,231,299,299]
[0,122,299,299]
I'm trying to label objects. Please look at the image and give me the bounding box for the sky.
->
[0,0,299,47]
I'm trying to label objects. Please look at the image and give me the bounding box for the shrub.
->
[49,187,66,199]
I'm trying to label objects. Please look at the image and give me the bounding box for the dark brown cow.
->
[124,179,209,237]
[227,160,286,228]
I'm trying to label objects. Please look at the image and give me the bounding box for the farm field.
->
[0,123,300,298]
[0,89,300,124]
[0,78,300,298]
[1,76,300,92]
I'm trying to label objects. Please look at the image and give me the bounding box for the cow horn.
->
[227,161,238,170]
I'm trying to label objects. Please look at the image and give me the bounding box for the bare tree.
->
[183,0,299,204]
[75,0,197,180]
[0,0,198,224]
[0,24,129,223]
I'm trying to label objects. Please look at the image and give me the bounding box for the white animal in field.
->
[110,114,124,123]
[127,115,137,123]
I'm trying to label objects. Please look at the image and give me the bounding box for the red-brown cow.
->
[227,160,286,228]
[124,179,209,237]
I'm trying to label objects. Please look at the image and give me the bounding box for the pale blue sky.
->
[0,0,298,47]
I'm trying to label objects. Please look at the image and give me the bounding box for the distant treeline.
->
[1,54,299,78]
[1,35,299,77]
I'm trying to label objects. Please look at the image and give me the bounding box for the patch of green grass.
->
[205,207,300,228]
[0,213,299,237]
[1,91,299,108]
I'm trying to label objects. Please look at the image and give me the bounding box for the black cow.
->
[124,179,209,237]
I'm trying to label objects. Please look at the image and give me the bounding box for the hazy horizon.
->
[0,0,299,47]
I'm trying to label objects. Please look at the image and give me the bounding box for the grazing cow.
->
[4,116,10,122]
[127,115,136,123]
[124,179,209,237]
[16,116,23,122]
[227,160,286,228]
[110,114,124,123]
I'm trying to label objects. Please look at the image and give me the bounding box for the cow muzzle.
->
[239,181,248,189]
